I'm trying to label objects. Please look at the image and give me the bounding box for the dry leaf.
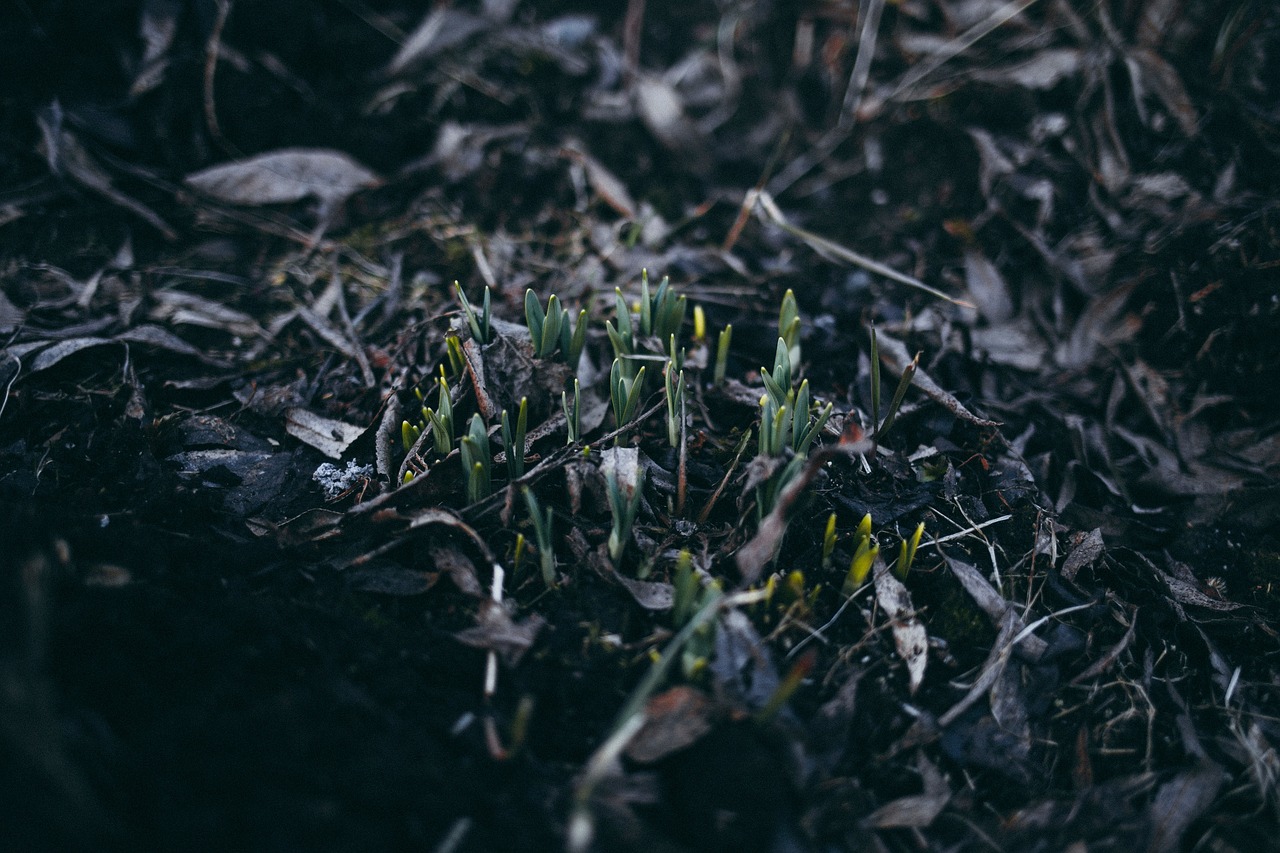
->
[284,408,365,459]
[185,149,381,208]
[873,558,928,695]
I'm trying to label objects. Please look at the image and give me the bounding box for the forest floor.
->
[2,1,1279,851]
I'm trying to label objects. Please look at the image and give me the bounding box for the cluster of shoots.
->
[669,550,720,678]
[836,512,926,595]
[403,274,872,599]
[758,342,830,458]
[753,292,833,517]
[606,271,686,380]
[401,373,455,459]
[526,289,588,363]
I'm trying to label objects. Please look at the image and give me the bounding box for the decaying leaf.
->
[860,752,950,829]
[943,552,1047,661]
[454,599,545,668]
[385,8,488,76]
[710,609,781,711]
[625,686,715,763]
[963,247,1014,324]
[561,142,638,219]
[185,149,381,208]
[608,569,674,611]
[348,566,440,596]
[1145,764,1224,853]
[1060,528,1105,582]
[284,408,365,459]
[873,558,928,695]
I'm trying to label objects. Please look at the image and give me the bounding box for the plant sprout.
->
[606,466,645,563]
[522,487,556,587]
[459,413,491,503]
[455,281,492,344]
[501,397,528,479]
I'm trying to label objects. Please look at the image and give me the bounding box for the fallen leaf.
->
[185,148,381,208]
[874,558,928,695]
[285,408,365,459]
[861,752,950,828]
[454,600,545,667]
[625,686,715,763]
[1146,764,1224,853]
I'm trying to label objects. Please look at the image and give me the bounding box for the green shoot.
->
[667,333,683,373]
[513,532,526,575]
[610,359,647,436]
[459,413,491,503]
[894,522,925,579]
[693,305,706,342]
[778,288,800,365]
[761,337,792,407]
[445,333,466,377]
[821,513,838,569]
[757,393,791,458]
[606,466,645,564]
[560,307,589,366]
[522,487,556,587]
[562,378,581,444]
[455,281,492,344]
[501,397,528,479]
[793,381,833,456]
[664,364,685,449]
[605,288,635,366]
[877,351,919,441]
[843,540,878,594]
[525,289,565,359]
[401,419,421,452]
[670,550,698,627]
[422,376,454,454]
[713,324,732,386]
[842,513,877,594]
